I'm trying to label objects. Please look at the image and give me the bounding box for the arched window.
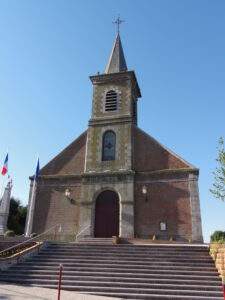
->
[102,130,116,161]
[105,90,117,111]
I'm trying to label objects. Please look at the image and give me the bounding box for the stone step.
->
[47,244,209,251]
[11,263,218,275]
[49,241,208,247]
[27,258,214,268]
[2,242,222,299]
[43,245,210,252]
[0,277,222,293]
[17,261,217,272]
[0,273,221,286]
[39,250,210,258]
[5,268,220,279]
[41,251,210,259]
[69,241,115,245]
[34,254,213,262]
[77,239,114,242]
[19,283,224,297]
[78,291,224,300]
[21,260,215,269]
[77,238,114,241]
[30,251,213,260]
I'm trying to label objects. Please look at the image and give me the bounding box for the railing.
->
[0,224,61,259]
[75,224,91,242]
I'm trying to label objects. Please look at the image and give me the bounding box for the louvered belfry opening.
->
[105,90,117,111]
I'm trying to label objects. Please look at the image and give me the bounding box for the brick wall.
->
[133,126,191,171]
[134,173,192,241]
[32,178,82,237]
[41,131,87,176]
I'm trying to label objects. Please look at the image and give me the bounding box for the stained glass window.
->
[102,131,116,161]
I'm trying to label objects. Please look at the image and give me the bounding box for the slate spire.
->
[105,33,128,74]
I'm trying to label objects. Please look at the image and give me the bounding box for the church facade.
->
[26,34,203,242]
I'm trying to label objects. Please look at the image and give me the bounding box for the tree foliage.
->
[7,198,27,235]
[210,230,225,243]
[210,137,225,201]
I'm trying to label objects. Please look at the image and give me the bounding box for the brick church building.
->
[26,33,203,242]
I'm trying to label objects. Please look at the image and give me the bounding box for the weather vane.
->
[113,16,124,34]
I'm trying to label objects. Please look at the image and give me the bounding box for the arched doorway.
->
[94,190,119,238]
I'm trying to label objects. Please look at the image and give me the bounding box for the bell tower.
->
[79,30,141,238]
[85,33,141,173]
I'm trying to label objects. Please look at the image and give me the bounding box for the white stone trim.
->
[188,173,203,242]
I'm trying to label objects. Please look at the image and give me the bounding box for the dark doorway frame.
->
[94,190,120,238]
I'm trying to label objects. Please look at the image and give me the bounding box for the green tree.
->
[210,230,225,242]
[210,137,225,201]
[7,198,27,235]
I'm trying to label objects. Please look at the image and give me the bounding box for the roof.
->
[105,33,127,74]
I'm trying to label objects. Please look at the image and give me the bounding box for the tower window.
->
[102,130,116,161]
[105,90,117,111]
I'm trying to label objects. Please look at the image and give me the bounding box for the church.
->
[26,32,203,242]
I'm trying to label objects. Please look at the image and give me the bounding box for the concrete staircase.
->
[0,241,224,299]
[77,237,114,245]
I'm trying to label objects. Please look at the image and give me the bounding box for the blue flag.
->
[34,158,40,180]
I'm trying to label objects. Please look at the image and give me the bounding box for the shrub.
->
[4,230,15,237]
[210,230,225,243]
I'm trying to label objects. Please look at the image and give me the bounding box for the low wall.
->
[0,241,47,271]
[210,243,225,284]
[0,236,29,251]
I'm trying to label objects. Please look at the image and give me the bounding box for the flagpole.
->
[25,157,40,237]
[0,176,6,199]
[25,179,36,236]
[0,153,8,199]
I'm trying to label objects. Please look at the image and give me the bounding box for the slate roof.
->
[105,33,127,74]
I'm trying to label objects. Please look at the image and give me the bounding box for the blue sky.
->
[0,1,224,242]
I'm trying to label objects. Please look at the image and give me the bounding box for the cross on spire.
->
[113,16,124,34]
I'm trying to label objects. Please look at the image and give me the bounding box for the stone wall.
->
[85,123,132,173]
[78,172,134,238]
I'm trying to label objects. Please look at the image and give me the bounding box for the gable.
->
[41,131,87,176]
[133,126,196,172]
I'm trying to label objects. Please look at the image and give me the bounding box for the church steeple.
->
[105,33,127,74]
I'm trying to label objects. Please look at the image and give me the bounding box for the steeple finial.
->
[105,17,127,74]
[113,16,124,34]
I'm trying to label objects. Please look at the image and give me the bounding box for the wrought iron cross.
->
[113,16,124,34]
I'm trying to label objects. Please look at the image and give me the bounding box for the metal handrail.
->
[76,224,91,242]
[0,223,61,257]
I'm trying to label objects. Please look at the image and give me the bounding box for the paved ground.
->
[0,283,121,300]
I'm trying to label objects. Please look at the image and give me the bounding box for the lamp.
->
[142,185,148,202]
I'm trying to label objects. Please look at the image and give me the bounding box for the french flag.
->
[1,153,8,176]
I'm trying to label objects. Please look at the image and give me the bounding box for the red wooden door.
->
[94,190,119,238]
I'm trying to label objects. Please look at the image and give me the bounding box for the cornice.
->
[89,71,141,98]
